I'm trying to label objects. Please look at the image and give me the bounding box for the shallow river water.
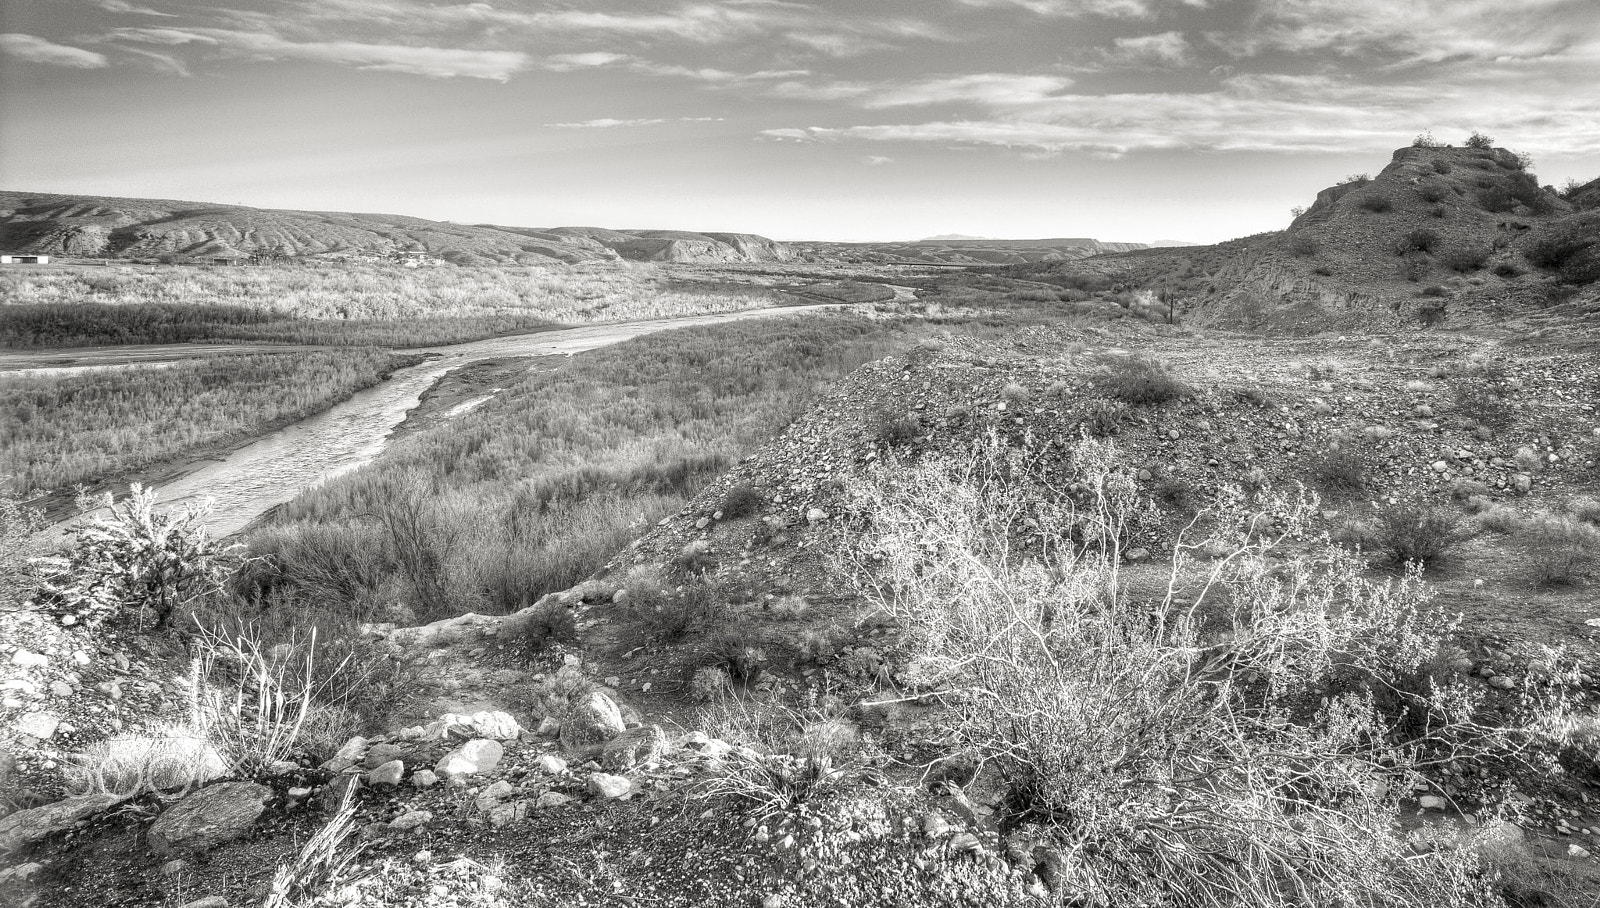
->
[20,305,830,537]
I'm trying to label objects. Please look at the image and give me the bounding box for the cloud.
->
[96,0,176,16]
[542,51,632,71]
[117,45,192,75]
[1106,30,1192,66]
[0,33,110,68]
[1210,0,1594,65]
[107,27,527,79]
[759,71,1600,157]
[546,116,724,128]
[773,72,1074,108]
[954,0,1156,18]
[861,155,895,165]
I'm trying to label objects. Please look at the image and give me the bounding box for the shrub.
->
[696,626,768,685]
[1417,300,1449,327]
[511,599,577,653]
[1394,228,1443,255]
[1310,446,1368,498]
[1522,216,1600,283]
[1399,257,1432,282]
[1287,233,1320,256]
[1357,193,1394,213]
[1,493,44,609]
[1567,495,1600,525]
[1412,131,1444,148]
[875,412,923,448]
[1452,381,1513,428]
[1441,244,1491,272]
[1476,187,1517,212]
[1099,356,1190,405]
[1375,503,1468,569]
[32,485,240,630]
[1465,131,1495,149]
[719,482,763,519]
[848,442,1500,908]
[1492,263,1523,278]
[1433,159,1453,174]
[1076,398,1128,436]
[1312,265,1335,276]
[1513,515,1600,586]
[1419,285,1450,298]
[1418,182,1451,203]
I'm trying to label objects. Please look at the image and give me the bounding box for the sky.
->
[2,1,1600,244]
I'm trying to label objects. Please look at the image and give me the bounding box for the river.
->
[16,304,838,537]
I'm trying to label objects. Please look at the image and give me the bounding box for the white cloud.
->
[97,0,177,16]
[773,72,1074,108]
[1106,30,1192,66]
[955,0,1155,18]
[542,51,632,70]
[107,27,526,79]
[546,117,724,128]
[0,33,110,68]
[862,155,895,165]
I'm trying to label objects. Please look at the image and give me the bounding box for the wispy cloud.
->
[861,155,895,165]
[0,33,110,68]
[546,116,724,128]
[955,0,1156,19]
[773,72,1074,108]
[107,27,527,79]
[96,0,177,16]
[1105,30,1192,66]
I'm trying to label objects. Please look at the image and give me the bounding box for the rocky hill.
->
[790,236,1146,266]
[1009,143,1600,336]
[0,191,792,266]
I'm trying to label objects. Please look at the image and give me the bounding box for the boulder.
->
[320,736,369,772]
[0,793,124,854]
[367,760,405,788]
[410,769,438,789]
[148,782,272,858]
[559,690,625,758]
[600,724,667,771]
[587,773,633,799]
[435,739,503,781]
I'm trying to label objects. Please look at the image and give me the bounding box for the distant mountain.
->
[790,236,1147,266]
[1148,240,1198,247]
[0,191,790,265]
[920,233,992,241]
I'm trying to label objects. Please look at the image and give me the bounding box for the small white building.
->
[0,254,49,264]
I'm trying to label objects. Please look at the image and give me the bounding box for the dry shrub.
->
[1098,355,1190,405]
[846,438,1514,908]
[1310,445,1369,498]
[1377,503,1470,569]
[1513,515,1600,587]
[720,482,763,519]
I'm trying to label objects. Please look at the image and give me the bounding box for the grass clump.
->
[1098,356,1189,405]
[1309,446,1368,498]
[1442,244,1492,272]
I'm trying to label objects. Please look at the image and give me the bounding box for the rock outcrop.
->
[147,782,271,858]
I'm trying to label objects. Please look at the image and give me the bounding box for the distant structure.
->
[0,254,49,264]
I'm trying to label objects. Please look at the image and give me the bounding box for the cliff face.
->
[0,192,790,265]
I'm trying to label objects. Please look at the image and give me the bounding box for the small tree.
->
[1465,131,1495,149]
[33,484,239,630]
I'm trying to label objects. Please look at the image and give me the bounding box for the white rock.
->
[470,711,522,740]
[535,754,568,774]
[410,769,439,789]
[320,736,369,772]
[389,810,432,831]
[587,773,633,799]
[10,650,47,669]
[1418,795,1446,811]
[366,760,405,788]
[436,739,503,780]
[13,713,59,740]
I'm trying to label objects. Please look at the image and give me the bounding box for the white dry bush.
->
[845,435,1520,908]
[263,781,366,908]
[694,693,862,822]
[66,724,228,799]
[32,484,238,630]
[186,622,349,776]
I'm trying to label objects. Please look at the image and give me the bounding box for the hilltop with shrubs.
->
[2,136,1600,908]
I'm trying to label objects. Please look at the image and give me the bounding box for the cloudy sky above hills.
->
[3,0,1599,242]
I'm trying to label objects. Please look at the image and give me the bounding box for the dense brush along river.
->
[16,305,829,538]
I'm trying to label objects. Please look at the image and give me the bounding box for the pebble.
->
[367,760,405,788]
[410,769,438,789]
[389,810,433,831]
[588,773,633,799]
